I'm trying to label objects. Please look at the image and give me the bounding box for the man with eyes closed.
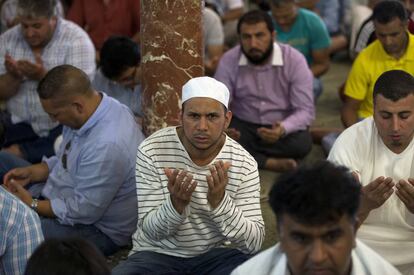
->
[112,76,264,275]
[232,161,400,275]
[328,70,414,275]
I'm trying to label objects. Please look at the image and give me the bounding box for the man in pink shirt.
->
[215,10,314,172]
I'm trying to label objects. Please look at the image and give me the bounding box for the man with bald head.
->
[2,65,143,256]
[113,76,264,275]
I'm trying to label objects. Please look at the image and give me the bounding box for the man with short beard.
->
[329,69,414,274]
[215,10,314,172]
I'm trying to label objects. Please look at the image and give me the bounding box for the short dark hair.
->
[37,65,92,100]
[372,0,408,24]
[373,70,414,102]
[17,0,57,19]
[237,10,274,34]
[100,36,141,79]
[270,0,295,8]
[269,160,361,226]
[24,238,110,275]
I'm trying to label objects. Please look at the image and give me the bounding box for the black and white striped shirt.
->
[132,127,264,257]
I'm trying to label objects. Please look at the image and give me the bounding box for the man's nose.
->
[309,240,328,265]
[25,28,35,38]
[198,117,208,130]
[251,36,260,48]
[392,116,400,132]
[384,36,394,47]
[277,17,288,26]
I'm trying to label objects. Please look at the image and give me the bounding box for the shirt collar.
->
[73,92,109,136]
[238,42,284,66]
[403,32,414,60]
[381,32,414,61]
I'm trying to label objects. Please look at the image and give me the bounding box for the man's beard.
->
[241,42,273,65]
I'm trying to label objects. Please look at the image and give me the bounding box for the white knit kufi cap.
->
[182,76,230,108]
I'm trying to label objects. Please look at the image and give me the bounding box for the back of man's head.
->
[17,0,57,19]
[237,10,274,34]
[270,0,296,8]
[374,69,414,102]
[24,238,110,275]
[269,160,361,226]
[100,36,141,79]
[372,0,408,24]
[37,65,92,101]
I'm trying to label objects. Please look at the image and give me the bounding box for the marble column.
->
[141,0,204,135]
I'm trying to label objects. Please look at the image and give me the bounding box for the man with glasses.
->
[93,36,143,124]
[2,65,144,256]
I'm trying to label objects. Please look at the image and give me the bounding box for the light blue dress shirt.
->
[41,93,144,246]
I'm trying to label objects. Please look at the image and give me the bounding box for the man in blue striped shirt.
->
[0,185,43,275]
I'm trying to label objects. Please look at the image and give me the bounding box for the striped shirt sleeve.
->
[1,189,44,275]
[136,146,189,240]
[210,165,264,254]
[134,128,264,256]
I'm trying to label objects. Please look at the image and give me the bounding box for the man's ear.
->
[225,110,233,129]
[178,109,183,125]
[72,101,83,114]
[351,218,359,248]
[277,222,286,251]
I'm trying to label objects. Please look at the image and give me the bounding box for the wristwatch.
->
[30,198,39,211]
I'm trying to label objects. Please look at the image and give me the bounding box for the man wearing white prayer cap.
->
[113,76,264,275]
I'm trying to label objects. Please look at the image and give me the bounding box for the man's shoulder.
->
[331,118,374,156]
[224,136,258,169]
[298,8,326,27]
[231,244,286,275]
[83,96,140,148]
[139,127,178,149]
[277,42,307,63]
[203,7,221,25]
[0,24,21,43]
[357,39,385,60]
[215,46,242,80]
[220,45,242,63]
[339,118,374,142]
[353,240,401,275]
[406,33,414,53]
[56,18,92,42]
[92,69,108,89]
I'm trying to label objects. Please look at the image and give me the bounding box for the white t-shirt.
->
[328,117,414,275]
[231,240,401,275]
